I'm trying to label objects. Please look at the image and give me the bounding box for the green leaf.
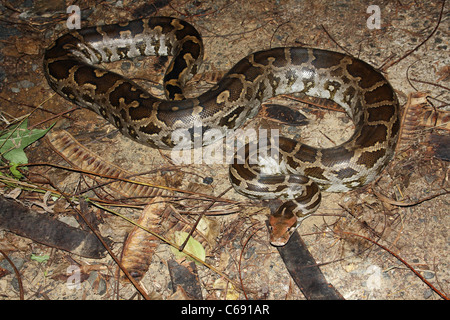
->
[4,147,28,166]
[170,231,206,264]
[0,119,54,177]
[30,254,50,263]
[9,163,23,179]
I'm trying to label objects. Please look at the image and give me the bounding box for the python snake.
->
[43,17,400,246]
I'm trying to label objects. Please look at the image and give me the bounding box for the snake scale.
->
[44,17,400,246]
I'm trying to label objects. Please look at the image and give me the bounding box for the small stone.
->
[203,177,213,184]
[423,289,434,299]
[87,271,107,295]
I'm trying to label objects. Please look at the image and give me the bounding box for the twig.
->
[238,224,264,300]
[0,94,57,152]
[269,20,291,48]
[168,0,236,18]
[51,188,152,300]
[381,0,445,71]
[338,231,449,300]
[0,250,24,300]
[28,107,81,130]
[179,186,233,251]
[321,24,352,56]
[22,162,239,204]
[410,78,450,92]
[90,200,242,290]
[0,96,75,122]
[373,189,450,207]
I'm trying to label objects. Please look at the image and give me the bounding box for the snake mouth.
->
[269,229,296,246]
[269,239,290,247]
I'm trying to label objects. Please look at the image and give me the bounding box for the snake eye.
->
[287,226,297,233]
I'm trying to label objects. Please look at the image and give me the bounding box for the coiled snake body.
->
[44,17,400,246]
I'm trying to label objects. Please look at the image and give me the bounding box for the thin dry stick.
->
[410,78,450,92]
[23,162,239,204]
[169,0,236,18]
[28,107,81,130]
[339,231,449,300]
[381,0,445,71]
[279,94,345,113]
[238,224,265,300]
[269,20,291,48]
[179,186,233,251]
[0,250,24,300]
[321,24,353,56]
[50,186,152,300]
[373,189,449,207]
[0,94,57,155]
[0,96,75,122]
[90,200,242,290]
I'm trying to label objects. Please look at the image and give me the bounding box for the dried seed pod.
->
[47,130,169,198]
[120,197,169,282]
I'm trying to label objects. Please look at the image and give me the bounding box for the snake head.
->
[268,214,299,246]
